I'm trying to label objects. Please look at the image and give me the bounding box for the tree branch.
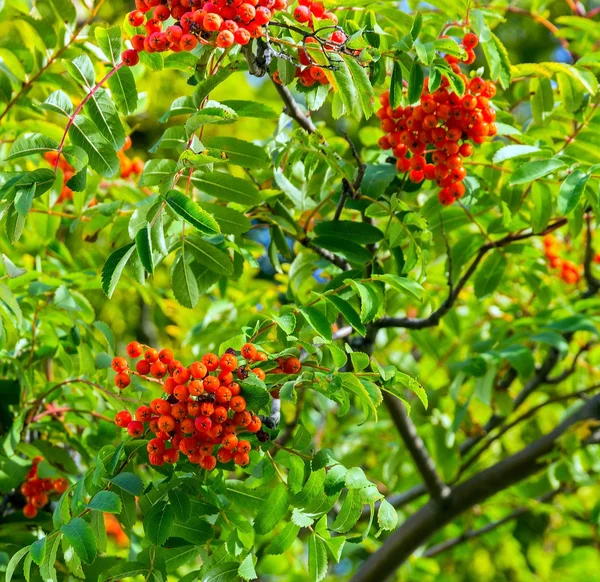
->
[383,392,450,502]
[422,488,565,558]
[372,218,568,331]
[457,382,600,478]
[350,393,600,582]
[272,81,316,133]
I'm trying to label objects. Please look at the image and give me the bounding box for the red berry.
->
[112,357,128,372]
[115,410,132,428]
[293,5,311,22]
[122,49,140,67]
[127,10,145,27]
[216,30,235,48]
[234,28,251,45]
[127,420,145,437]
[115,372,131,389]
[463,32,479,49]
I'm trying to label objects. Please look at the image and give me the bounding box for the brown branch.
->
[383,393,450,502]
[350,393,600,582]
[422,488,565,558]
[373,218,568,331]
[272,81,317,133]
[457,383,600,479]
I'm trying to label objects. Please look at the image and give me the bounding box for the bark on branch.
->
[350,393,600,582]
[372,218,567,331]
[383,392,450,502]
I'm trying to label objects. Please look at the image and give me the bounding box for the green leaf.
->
[88,490,122,513]
[172,253,199,309]
[192,62,244,107]
[168,489,191,524]
[509,159,565,186]
[531,182,553,232]
[204,561,241,582]
[238,555,257,581]
[143,501,175,546]
[343,55,375,118]
[139,159,178,187]
[254,483,288,535]
[493,144,542,164]
[389,61,403,110]
[191,171,261,206]
[371,273,425,302]
[347,280,383,322]
[325,295,366,336]
[265,523,301,555]
[110,472,144,495]
[95,26,122,64]
[350,351,370,372]
[83,86,125,150]
[301,306,332,341]
[221,100,278,119]
[6,546,30,582]
[69,115,120,177]
[7,133,58,160]
[312,235,372,266]
[109,66,138,116]
[497,345,535,377]
[199,203,251,236]
[14,183,35,216]
[338,372,378,422]
[314,221,383,244]
[61,518,97,564]
[407,60,424,105]
[202,137,269,169]
[557,169,590,215]
[474,251,507,298]
[135,224,154,274]
[185,236,233,275]
[164,190,220,235]
[41,90,73,117]
[101,243,135,298]
[308,534,328,582]
[185,107,237,133]
[170,517,212,545]
[272,312,296,334]
[377,499,398,533]
[332,489,362,533]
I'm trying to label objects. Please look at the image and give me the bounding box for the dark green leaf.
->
[61,518,97,564]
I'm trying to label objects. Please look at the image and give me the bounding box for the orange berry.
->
[115,372,131,390]
[202,353,219,371]
[112,357,128,372]
[241,343,257,360]
[230,396,246,412]
[233,452,250,467]
[189,361,208,379]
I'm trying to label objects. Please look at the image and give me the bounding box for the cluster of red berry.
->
[122,0,288,65]
[292,0,337,25]
[112,341,301,470]
[543,235,581,284]
[20,457,69,519]
[377,33,498,205]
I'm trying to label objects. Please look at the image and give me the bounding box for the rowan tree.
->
[1,0,600,581]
